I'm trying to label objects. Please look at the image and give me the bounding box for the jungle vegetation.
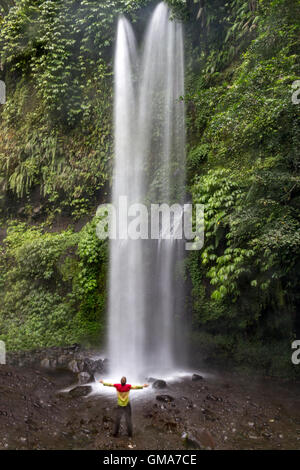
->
[0,0,299,376]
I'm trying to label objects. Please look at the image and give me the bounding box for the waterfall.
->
[108,2,185,381]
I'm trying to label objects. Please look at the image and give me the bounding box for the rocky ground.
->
[0,358,300,450]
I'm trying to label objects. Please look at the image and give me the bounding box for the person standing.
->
[99,376,149,437]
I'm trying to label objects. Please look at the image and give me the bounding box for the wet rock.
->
[68,360,80,374]
[77,360,85,372]
[93,359,104,373]
[206,393,222,402]
[146,377,157,383]
[83,358,103,375]
[182,428,215,450]
[181,432,201,450]
[69,386,92,398]
[50,359,57,368]
[156,395,174,403]
[152,380,167,389]
[192,374,203,381]
[40,358,50,368]
[78,372,94,384]
[57,355,68,367]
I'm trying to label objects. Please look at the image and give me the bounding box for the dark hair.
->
[121,376,127,384]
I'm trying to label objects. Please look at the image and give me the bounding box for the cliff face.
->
[0,0,299,376]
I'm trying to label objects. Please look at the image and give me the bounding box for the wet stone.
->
[152,380,167,389]
[68,386,92,398]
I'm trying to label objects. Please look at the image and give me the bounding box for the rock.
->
[182,429,215,450]
[77,360,85,372]
[93,359,104,373]
[206,393,222,402]
[40,358,50,368]
[192,374,203,381]
[83,358,103,375]
[156,395,174,403]
[50,359,57,368]
[152,379,167,389]
[68,360,80,374]
[84,359,94,373]
[69,386,92,398]
[78,371,94,384]
[57,355,68,367]
[181,432,201,450]
[146,377,157,383]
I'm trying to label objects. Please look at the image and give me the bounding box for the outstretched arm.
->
[131,383,149,389]
[99,380,115,387]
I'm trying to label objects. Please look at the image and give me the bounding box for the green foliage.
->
[0,218,108,350]
[0,0,147,124]
[0,0,149,214]
[0,0,14,18]
[186,0,300,375]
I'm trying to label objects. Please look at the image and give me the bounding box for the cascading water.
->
[108,2,186,381]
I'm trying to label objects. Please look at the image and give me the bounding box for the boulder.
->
[69,386,92,398]
[78,372,94,384]
[67,360,80,374]
[192,374,203,381]
[40,358,50,368]
[50,359,57,369]
[182,429,215,450]
[181,432,201,450]
[93,359,104,373]
[83,358,103,375]
[77,360,85,372]
[57,355,68,367]
[152,379,167,389]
